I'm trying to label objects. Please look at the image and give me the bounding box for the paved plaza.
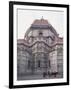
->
[17,73,63,80]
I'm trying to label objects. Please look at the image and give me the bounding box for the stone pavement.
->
[17,73,63,80]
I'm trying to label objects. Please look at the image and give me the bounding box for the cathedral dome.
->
[24,17,58,45]
[30,18,48,29]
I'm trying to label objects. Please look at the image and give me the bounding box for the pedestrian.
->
[43,72,47,78]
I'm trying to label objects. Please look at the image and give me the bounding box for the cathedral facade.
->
[17,18,63,80]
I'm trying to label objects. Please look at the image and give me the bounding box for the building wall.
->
[49,49,58,73]
[27,28,56,45]
[57,44,63,78]
[17,44,32,77]
[17,21,63,79]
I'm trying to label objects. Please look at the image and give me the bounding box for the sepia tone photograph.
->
[17,8,64,81]
[9,1,69,88]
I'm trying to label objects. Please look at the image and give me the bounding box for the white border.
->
[13,5,67,85]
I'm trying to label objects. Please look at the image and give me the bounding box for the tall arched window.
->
[38,60,40,68]
[28,60,30,68]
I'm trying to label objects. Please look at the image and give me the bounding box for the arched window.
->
[28,60,30,68]
[39,32,43,35]
[38,60,40,67]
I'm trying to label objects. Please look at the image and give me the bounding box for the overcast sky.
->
[17,9,64,39]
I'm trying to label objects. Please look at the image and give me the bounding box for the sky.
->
[17,9,64,39]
